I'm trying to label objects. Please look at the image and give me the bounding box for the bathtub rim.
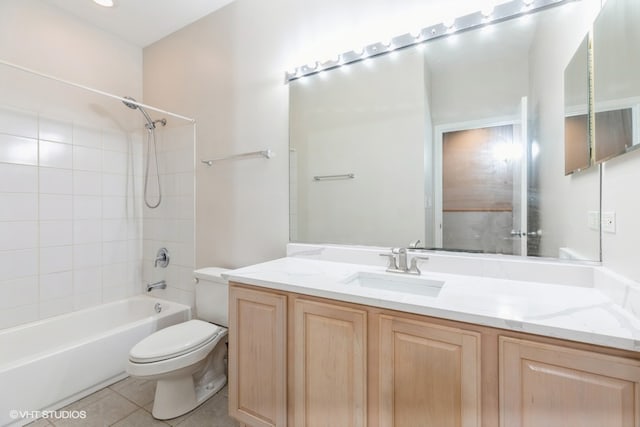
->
[0,295,192,373]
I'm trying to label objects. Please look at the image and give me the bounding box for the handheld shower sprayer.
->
[122,96,166,209]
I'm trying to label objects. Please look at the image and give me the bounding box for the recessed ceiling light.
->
[93,0,114,7]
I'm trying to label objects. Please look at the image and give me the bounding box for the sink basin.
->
[343,271,444,297]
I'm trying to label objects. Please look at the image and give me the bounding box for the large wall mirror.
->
[289,0,602,261]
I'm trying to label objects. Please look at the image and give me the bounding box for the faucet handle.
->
[409,239,421,249]
[409,256,429,275]
[379,253,399,270]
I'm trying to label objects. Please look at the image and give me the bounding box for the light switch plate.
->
[602,211,616,233]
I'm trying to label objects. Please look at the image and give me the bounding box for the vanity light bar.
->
[285,0,575,83]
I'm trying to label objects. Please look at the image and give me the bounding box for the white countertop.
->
[225,257,640,352]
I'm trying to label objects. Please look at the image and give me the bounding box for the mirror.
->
[289,0,601,261]
[564,35,591,175]
[593,0,640,162]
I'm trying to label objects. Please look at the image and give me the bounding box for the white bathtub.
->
[0,296,191,427]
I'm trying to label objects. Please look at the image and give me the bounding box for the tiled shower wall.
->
[0,106,144,329]
[142,124,196,308]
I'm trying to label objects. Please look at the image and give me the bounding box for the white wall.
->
[0,0,141,96]
[0,0,145,329]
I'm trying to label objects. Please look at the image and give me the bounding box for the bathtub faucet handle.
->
[154,248,170,268]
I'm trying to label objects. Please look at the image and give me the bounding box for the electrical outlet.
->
[587,211,600,230]
[602,211,616,233]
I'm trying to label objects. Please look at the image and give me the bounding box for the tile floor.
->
[26,377,239,427]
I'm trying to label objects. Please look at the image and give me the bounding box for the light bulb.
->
[93,0,114,7]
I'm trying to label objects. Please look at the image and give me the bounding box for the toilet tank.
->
[193,267,230,327]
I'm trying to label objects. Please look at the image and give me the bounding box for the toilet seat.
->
[130,319,224,363]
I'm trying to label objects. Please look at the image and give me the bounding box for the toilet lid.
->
[129,319,224,363]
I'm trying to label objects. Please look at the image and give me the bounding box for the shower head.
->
[122,96,165,129]
[122,96,139,110]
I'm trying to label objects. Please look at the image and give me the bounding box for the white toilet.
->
[127,268,230,420]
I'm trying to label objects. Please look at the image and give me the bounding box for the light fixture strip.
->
[285,0,574,83]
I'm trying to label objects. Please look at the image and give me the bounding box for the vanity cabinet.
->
[229,282,640,427]
[500,337,640,427]
[376,314,481,427]
[228,286,287,427]
[291,298,368,426]
[229,283,481,427]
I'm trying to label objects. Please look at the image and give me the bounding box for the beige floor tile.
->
[111,408,170,427]
[174,393,238,427]
[52,389,138,427]
[25,418,53,426]
[110,377,156,407]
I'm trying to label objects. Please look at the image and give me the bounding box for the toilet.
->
[127,267,230,420]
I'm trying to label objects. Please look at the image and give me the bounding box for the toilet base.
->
[152,374,227,420]
[148,335,228,420]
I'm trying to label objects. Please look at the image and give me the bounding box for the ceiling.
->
[41,0,236,47]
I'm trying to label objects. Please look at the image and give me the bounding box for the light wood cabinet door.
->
[377,314,481,427]
[229,285,287,427]
[500,336,640,427]
[291,298,367,427]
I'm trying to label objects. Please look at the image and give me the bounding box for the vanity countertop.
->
[225,257,640,352]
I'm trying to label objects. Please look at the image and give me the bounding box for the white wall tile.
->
[39,271,73,301]
[40,245,73,274]
[102,286,127,303]
[39,168,73,194]
[39,297,74,320]
[39,117,73,144]
[73,219,102,244]
[73,170,102,196]
[0,221,38,251]
[103,240,129,264]
[73,291,102,310]
[40,221,73,247]
[0,193,37,221]
[102,150,128,174]
[73,145,102,171]
[0,134,38,165]
[103,131,130,153]
[40,194,73,221]
[103,262,128,288]
[0,276,38,309]
[0,248,38,281]
[73,126,102,149]
[161,172,194,196]
[73,267,102,292]
[0,304,38,330]
[102,173,127,197]
[74,196,102,219]
[73,243,102,269]
[102,218,128,242]
[159,149,193,174]
[0,163,37,193]
[39,140,73,169]
[102,196,127,219]
[0,107,38,139]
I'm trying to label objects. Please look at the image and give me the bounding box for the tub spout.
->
[147,280,167,292]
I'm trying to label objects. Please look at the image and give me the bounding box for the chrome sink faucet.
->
[380,245,429,275]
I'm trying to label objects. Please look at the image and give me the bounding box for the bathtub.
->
[0,296,191,427]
